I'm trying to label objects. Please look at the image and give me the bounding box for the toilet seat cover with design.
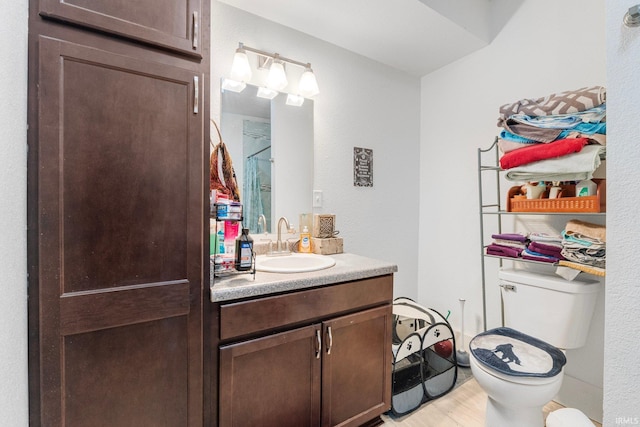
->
[470,327,566,378]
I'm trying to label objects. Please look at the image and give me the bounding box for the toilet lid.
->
[470,327,566,378]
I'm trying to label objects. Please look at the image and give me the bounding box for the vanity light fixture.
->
[227,42,319,102]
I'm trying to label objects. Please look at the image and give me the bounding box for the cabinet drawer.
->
[219,275,393,341]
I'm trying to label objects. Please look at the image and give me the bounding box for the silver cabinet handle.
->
[192,11,199,49]
[315,329,321,359]
[193,76,199,114]
[326,326,333,355]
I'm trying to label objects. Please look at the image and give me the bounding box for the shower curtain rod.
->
[246,145,271,159]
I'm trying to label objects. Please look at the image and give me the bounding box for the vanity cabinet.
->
[215,275,393,427]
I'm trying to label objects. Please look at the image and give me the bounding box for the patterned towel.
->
[499,86,606,119]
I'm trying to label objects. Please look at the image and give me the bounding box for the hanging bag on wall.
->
[210,119,241,202]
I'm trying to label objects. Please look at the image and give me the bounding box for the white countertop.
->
[210,253,398,302]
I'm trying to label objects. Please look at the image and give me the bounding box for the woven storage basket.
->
[507,179,605,213]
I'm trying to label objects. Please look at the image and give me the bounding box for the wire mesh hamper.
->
[389,298,458,417]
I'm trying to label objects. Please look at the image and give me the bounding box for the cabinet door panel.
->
[39,0,202,57]
[32,36,204,426]
[219,325,322,427]
[322,305,392,427]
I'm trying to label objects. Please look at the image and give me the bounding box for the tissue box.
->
[312,237,343,255]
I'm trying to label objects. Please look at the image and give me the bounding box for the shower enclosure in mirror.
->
[220,83,313,235]
[241,120,271,233]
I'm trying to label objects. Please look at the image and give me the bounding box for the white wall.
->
[419,0,606,421]
[211,1,422,298]
[0,0,29,424]
[604,2,640,425]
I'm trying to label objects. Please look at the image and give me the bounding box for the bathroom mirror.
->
[220,83,314,235]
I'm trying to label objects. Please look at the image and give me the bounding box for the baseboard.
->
[554,374,603,424]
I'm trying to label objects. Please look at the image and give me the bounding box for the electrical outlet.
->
[313,190,323,208]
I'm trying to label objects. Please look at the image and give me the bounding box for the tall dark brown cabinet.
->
[27,1,210,425]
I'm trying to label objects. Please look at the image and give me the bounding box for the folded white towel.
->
[505,145,604,182]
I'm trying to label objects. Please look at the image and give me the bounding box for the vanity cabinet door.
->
[321,305,393,427]
[39,0,203,57]
[219,324,322,427]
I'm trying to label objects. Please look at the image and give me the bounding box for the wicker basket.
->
[507,179,606,213]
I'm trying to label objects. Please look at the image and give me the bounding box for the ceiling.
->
[218,0,524,76]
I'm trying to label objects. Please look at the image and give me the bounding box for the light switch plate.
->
[313,190,323,208]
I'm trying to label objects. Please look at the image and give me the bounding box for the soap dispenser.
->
[299,226,312,253]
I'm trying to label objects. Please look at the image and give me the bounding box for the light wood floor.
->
[380,378,602,427]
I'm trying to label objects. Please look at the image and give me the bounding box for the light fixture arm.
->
[238,42,311,70]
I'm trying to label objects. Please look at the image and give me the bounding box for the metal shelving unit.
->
[211,203,256,281]
[477,137,605,332]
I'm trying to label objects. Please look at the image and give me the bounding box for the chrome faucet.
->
[258,214,268,234]
[276,216,291,254]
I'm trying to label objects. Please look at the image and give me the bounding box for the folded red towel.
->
[499,137,589,170]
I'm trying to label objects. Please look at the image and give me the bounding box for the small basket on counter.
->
[507,179,606,213]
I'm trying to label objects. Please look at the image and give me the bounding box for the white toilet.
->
[469,268,601,427]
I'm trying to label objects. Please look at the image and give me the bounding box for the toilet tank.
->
[498,269,601,349]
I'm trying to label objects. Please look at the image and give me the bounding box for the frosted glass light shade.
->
[266,60,288,91]
[221,78,246,93]
[286,94,305,106]
[230,50,252,82]
[256,87,278,100]
[298,67,319,97]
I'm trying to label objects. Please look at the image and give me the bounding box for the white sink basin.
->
[255,253,336,273]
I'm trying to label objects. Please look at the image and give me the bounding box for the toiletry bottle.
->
[235,228,253,271]
[525,182,545,199]
[216,225,225,254]
[549,181,562,199]
[224,221,239,254]
[210,220,216,255]
[299,226,312,253]
[576,179,597,197]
